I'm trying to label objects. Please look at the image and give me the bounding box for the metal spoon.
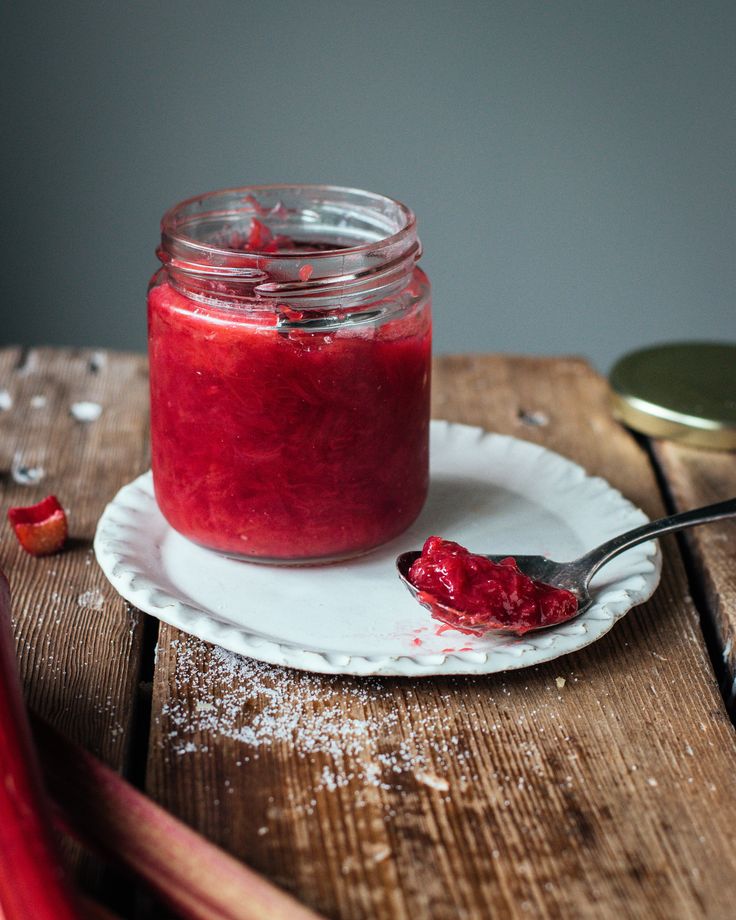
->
[396,497,736,633]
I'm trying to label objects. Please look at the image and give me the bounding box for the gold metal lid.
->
[610,342,736,450]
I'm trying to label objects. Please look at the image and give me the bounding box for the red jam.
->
[148,209,431,561]
[408,536,578,635]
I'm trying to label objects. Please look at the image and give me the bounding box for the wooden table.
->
[1,347,735,919]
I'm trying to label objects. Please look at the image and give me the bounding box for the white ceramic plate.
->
[94,421,661,676]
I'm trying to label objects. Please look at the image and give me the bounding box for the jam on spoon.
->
[407,536,577,636]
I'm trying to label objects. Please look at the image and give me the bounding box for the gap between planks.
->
[647,437,736,719]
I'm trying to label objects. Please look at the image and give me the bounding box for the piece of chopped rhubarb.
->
[245,219,300,253]
[245,217,274,250]
[8,496,68,556]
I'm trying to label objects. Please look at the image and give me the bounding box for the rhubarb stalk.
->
[0,571,82,919]
[33,717,324,920]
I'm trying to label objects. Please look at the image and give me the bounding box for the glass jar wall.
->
[148,185,432,563]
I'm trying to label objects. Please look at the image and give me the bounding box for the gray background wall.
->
[2,0,734,370]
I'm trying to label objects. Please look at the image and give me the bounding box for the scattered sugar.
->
[88,351,107,373]
[77,589,105,611]
[0,389,13,411]
[30,395,47,408]
[415,771,450,792]
[11,451,45,485]
[365,843,391,863]
[161,639,470,798]
[70,401,103,422]
[17,352,39,376]
[518,409,549,427]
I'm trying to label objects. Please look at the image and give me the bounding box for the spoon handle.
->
[576,497,736,585]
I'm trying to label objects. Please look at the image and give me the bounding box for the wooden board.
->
[146,355,736,919]
[651,439,736,711]
[0,346,151,902]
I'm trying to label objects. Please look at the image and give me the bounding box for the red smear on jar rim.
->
[8,496,68,556]
[408,536,578,635]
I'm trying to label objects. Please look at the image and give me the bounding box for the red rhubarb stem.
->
[0,571,82,919]
[33,717,324,920]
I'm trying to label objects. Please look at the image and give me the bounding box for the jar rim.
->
[160,183,417,259]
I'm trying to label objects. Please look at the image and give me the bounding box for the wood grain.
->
[0,346,150,903]
[146,355,736,920]
[650,439,736,710]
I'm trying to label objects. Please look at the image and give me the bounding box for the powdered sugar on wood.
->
[158,638,471,802]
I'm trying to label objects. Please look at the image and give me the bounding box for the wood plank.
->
[0,346,150,901]
[650,439,736,709]
[147,355,736,919]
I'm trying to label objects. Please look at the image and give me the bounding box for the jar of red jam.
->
[148,185,432,563]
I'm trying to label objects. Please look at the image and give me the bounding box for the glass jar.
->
[148,185,432,563]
